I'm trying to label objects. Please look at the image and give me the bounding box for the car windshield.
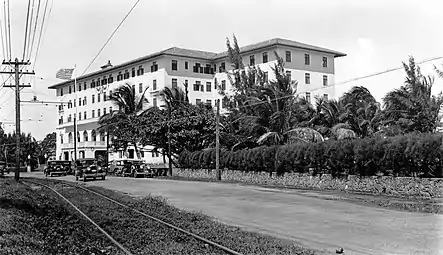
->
[49,161,70,166]
[78,160,96,166]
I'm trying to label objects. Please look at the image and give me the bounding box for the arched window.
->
[91,130,96,141]
[83,131,88,142]
[68,132,73,143]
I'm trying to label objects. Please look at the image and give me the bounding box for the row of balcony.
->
[60,141,106,149]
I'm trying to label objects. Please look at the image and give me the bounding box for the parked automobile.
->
[0,161,8,175]
[120,159,145,177]
[74,158,106,181]
[132,162,154,178]
[108,159,125,176]
[45,160,71,177]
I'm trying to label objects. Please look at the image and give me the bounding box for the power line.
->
[28,0,41,62]
[32,0,52,71]
[2,0,8,60]
[23,0,32,61]
[6,0,11,59]
[0,8,5,61]
[81,0,141,76]
[25,0,36,61]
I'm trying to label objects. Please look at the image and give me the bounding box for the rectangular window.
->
[172,60,178,71]
[92,95,95,103]
[117,72,122,81]
[250,55,255,66]
[83,96,87,105]
[221,80,226,91]
[109,106,112,113]
[68,86,72,94]
[306,92,311,102]
[323,75,328,86]
[108,75,113,84]
[92,110,95,118]
[103,108,107,115]
[79,98,82,106]
[132,68,136,77]
[196,99,201,105]
[73,100,76,107]
[206,82,211,92]
[83,83,87,90]
[61,88,64,96]
[286,70,291,81]
[103,92,107,101]
[220,62,225,72]
[124,71,129,79]
[84,111,87,119]
[153,80,157,90]
[222,97,228,108]
[206,99,212,105]
[97,109,101,117]
[139,83,143,93]
[78,112,82,120]
[305,73,310,84]
[305,54,310,65]
[200,82,204,91]
[286,51,292,62]
[323,94,329,100]
[322,57,328,68]
[185,61,188,69]
[172,78,177,88]
[151,61,158,72]
[264,72,268,82]
[132,84,136,92]
[137,66,144,76]
[78,84,82,92]
[153,98,157,107]
[97,94,100,103]
[262,52,268,63]
[194,81,201,91]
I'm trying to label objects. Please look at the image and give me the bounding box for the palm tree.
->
[382,56,443,133]
[97,83,150,159]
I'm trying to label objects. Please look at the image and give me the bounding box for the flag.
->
[56,68,74,80]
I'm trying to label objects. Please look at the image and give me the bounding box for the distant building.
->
[48,38,346,162]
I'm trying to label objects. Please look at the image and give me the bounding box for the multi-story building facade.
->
[49,38,345,162]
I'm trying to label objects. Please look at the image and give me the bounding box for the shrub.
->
[178,133,443,178]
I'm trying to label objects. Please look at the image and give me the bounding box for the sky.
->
[0,0,442,140]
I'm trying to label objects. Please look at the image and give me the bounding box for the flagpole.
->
[73,65,78,161]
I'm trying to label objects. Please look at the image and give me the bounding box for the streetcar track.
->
[23,178,244,255]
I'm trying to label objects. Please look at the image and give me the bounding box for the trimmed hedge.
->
[178,133,443,178]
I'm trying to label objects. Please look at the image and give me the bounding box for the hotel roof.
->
[48,38,346,89]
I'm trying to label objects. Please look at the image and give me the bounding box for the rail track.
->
[22,178,244,255]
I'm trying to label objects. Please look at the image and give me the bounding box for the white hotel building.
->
[49,38,346,162]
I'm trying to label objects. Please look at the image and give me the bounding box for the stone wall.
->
[173,169,443,198]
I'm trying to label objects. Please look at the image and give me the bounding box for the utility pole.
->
[1,59,34,181]
[216,99,221,181]
[167,105,172,176]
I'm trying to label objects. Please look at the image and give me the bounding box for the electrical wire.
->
[2,0,8,60]
[28,0,41,62]
[32,0,51,71]
[0,8,6,61]
[25,0,36,61]
[22,0,32,61]
[7,0,11,59]
[81,0,141,76]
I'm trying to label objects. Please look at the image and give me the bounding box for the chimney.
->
[101,60,112,70]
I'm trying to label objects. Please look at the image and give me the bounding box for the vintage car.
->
[119,159,152,178]
[45,160,71,177]
[74,158,106,181]
[108,159,125,176]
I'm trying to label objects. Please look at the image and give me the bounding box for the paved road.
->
[21,172,443,254]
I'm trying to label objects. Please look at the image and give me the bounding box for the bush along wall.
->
[177,133,443,198]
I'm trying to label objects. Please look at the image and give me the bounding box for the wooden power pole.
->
[1,59,34,181]
[216,99,221,181]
